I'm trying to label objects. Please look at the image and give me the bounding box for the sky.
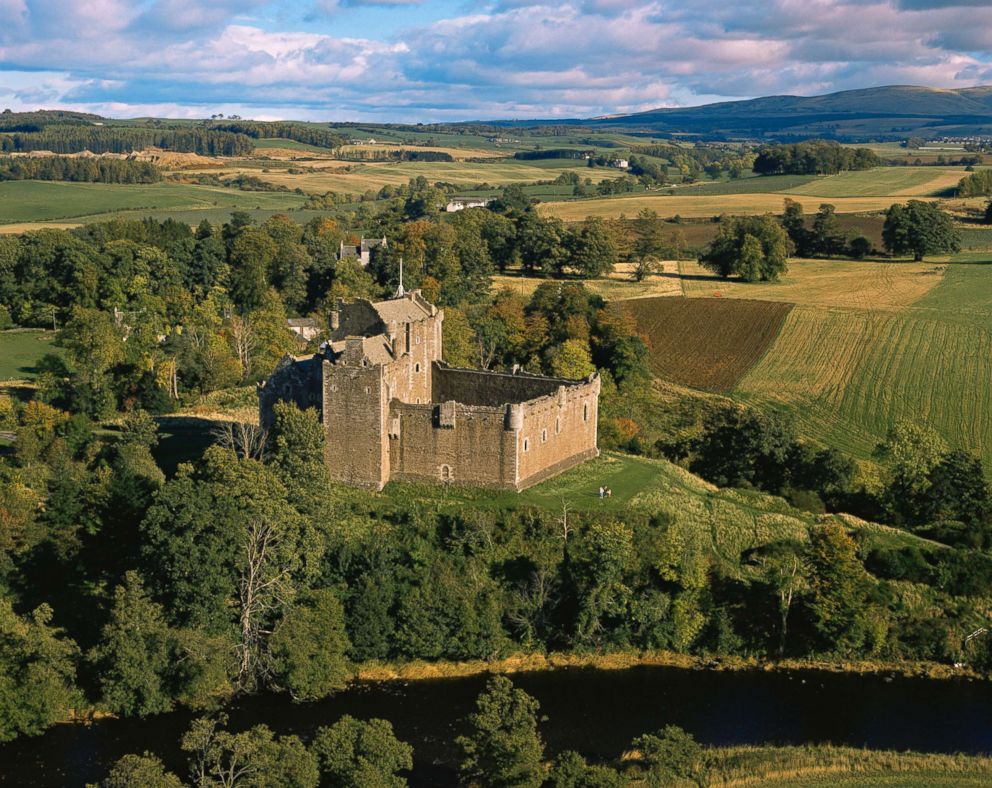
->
[0,0,991,122]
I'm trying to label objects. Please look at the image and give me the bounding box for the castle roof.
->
[327,335,394,365]
[371,295,431,325]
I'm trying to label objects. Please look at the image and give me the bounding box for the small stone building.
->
[259,291,600,491]
[337,236,387,267]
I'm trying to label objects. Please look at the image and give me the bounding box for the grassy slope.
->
[375,452,940,572]
[704,744,992,787]
[782,167,965,198]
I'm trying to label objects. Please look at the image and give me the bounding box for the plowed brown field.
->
[622,296,793,392]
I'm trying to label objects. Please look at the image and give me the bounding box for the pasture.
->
[0,329,59,380]
[621,297,793,391]
[0,181,305,225]
[781,166,965,198]
[541,192,926,221]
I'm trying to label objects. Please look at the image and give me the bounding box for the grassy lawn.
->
[0,329,59,380]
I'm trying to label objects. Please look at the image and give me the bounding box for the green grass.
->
[0,329,59,380]
[0,181,306,224]
[671,174,818,196]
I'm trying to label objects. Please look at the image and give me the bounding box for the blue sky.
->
[1,1,991,121]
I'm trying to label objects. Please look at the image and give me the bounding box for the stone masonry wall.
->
[323,360,389,489]
[382,313,442,406]
[432,365,564,407]
[388,401,518,488]
[515,377,600,489]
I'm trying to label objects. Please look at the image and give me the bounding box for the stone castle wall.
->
[515,376,600,489]
[432,365,564,407]
[323,360,389,489]
[388,400,518,488]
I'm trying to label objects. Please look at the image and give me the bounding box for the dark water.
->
[2,666,992,786]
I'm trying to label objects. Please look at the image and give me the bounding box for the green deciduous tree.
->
[182,715,318,788]
[700,214,788,282]
[89,571,175,717]
[457,676,545,788]
[100,753,184,788]
[270,589,352,702]
[631,725,707,788]
[311,715,413,787]
[882,201,960,261]
[0,600,80,743]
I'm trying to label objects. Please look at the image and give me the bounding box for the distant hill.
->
[529,85,992,142]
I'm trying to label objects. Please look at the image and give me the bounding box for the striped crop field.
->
[781,166,967,198]
[734,257,992,468]
[677,258,945,311]
[621,297,793,392]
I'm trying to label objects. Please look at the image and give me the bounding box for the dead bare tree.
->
[236,517,295,689]
[558,496,573,542]
[506,569,558,647]
[212,421,268,462]
[227,312,257,379]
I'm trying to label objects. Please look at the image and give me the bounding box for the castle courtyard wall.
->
[515,378,600,489]
[432,365,564,407]
[388,401,518,489]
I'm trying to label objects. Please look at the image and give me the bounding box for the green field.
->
[0,181,306,224]
[734,256,992,470]
[0,329,59,380]
[783,167,965,198]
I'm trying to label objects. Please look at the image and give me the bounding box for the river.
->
[2,666,991,786]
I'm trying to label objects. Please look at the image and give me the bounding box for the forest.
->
[752,141,881,175]
[0,155,161,184]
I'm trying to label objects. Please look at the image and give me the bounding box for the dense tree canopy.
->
[882,200,960,261]
[700,214,789,281]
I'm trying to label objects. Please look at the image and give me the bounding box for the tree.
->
[632,209,665,279]
[632,725,707,788]
[568,217,616,278]
[751,540,807,655]
[269,589,352,702]
[100,753,184,788]
[811,203,843,257]
[0,600,80,743]
[456,676,545,788]
[805,524,871,654]
[780,199,811,257]
[985,200,992,225]
[182,715,318,788]
[89,571,176,717]
[882,201,960,261]
[699,215,788,282]
[311,715,413,787]
[549,339,596,379]
[267,402,329,511]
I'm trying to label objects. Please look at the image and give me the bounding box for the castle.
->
[259,291,600,491]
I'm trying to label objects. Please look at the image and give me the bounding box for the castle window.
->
[541,429,547,443]
[416,335,421,345]
[415,362,421,373]
[555,417,561,434]
[583,403,589,422]
[365,387,371,394]
[523,438,529,452]
[439,464,453,482]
